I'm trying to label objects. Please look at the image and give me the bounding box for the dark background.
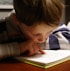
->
[65,0,70,24]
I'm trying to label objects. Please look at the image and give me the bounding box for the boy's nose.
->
[37,36,46,43]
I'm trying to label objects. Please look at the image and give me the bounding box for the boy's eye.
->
[33,34,42,37]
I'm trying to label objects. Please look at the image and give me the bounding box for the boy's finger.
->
[39,47,45,54]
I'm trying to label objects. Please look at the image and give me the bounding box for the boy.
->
[0,0,70,59]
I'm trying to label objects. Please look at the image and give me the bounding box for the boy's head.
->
[13,0,64,43]
[13,0,63,26]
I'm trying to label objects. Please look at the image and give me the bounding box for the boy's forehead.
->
[29,22,57,33]
[33,22,57,29]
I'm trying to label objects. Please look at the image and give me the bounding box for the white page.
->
[22,50,70,64]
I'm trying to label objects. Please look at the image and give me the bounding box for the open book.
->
[15,50,70,68]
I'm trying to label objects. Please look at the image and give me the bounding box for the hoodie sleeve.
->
[0,18,20,59]
[0,42,20,59]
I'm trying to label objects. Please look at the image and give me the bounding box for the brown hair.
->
[13,0,63,26]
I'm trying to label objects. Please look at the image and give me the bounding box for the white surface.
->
[18,50,70,64]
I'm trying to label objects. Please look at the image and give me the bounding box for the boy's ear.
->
[13,13,20,26]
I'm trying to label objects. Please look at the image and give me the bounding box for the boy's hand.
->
[19,40,45,56]
[13,14,38,43]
